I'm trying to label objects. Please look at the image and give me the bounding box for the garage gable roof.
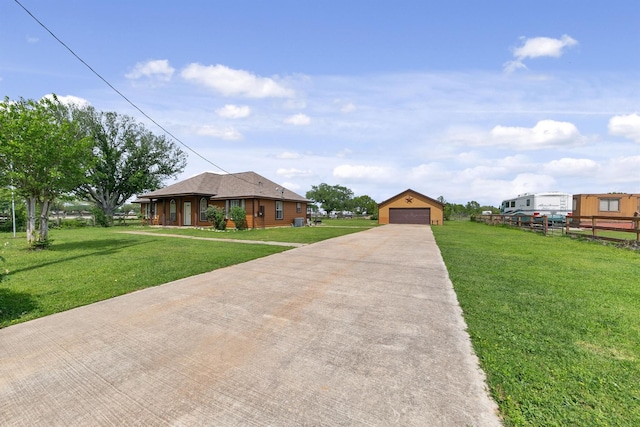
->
[378,189,444,207]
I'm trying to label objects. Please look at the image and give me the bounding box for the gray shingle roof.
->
[138,171,309,202]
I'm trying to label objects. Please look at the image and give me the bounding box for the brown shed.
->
[572,193,640,218]
[378,189,444,225]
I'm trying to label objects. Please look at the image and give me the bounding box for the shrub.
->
[29,236,52,251]
[229,206,247,230]
[54,217,92,229]
[92,207,112,227]
[205,206,226,230]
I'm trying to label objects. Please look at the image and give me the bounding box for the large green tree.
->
[349,195,378,216]
[0,96,92,245]
[72,107,187,225]
[306,183,354,215]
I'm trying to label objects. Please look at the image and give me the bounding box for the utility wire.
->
[13,0,257,186]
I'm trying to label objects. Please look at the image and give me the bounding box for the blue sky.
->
[1,1,639,206]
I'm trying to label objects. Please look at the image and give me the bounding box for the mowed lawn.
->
[138,218,378,243]
[0,220,376,328]
[432,221,640,427]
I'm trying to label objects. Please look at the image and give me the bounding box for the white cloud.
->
[340,102,356,113]
[542,158,599,176]
[409,163,449,180]
[337,148,353,158]
[181,63,294,98]
[504,34,578,72]
[333,164,395,182]
[515,35,578,60]
[509,173,558,195]
[456,165,510,182]
[503,60,528,74]
[284,113,311,126]
[277,151,301,159]
[282,182,301,191]
[27,36,39,44]
[276,168,313,178]
[602,156,640,184]
[216,104,251,119]
[195,125,242,140]
[42,94,90,107]
[489,119,583,149]
[125,59,175,82]
[608,113,640,142]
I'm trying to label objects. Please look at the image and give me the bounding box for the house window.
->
[200,198,208,221]
[296,202,302,213]
[526,199,531,207]
[276,201,284,220]
[599,198,619,212]
[170,199,176,221]
[510,201,515,208]
[225,199,245,218]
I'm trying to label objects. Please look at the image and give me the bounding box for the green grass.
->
[140,218,378,243]
[0,224,368,328]
[317,218,379,227]
[568,228,640,242]
[432,221,640,426]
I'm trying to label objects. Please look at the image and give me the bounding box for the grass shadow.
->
[0,288,39,328]
[10,239,151,275]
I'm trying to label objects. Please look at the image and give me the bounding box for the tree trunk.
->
[26,196,37,245]
[103,203,115,225]
[86,187,117,226]
[38,199,51,242]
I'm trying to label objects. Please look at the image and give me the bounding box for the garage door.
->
[389,208,430,225]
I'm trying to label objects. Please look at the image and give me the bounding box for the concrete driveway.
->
[0,225,501,426]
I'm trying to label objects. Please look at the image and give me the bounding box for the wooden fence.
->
[475,214,564,236]
[475,214,640,242]
[565,215,640,242]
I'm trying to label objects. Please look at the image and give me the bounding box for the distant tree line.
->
[437,196,497,220]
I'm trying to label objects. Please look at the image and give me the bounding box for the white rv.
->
[500,192,572,219]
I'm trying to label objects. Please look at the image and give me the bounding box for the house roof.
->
[137,171,309,202]
[378,188,444,207]
[573,193,640,198]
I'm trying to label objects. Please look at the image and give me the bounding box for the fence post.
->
[635,216,640,242]
[592,216,597,239]
[543,215,548,235]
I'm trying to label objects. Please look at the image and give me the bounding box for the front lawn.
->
[432,221,640,426]
[0,224,368,328]
[139,219,377,243]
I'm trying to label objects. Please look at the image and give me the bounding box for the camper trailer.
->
[500,192,572,220]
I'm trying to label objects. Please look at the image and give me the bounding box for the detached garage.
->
[378,189,444,225]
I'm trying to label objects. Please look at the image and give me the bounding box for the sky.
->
[1,0,639,206]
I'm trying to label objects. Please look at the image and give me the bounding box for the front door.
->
[183,202,192,226]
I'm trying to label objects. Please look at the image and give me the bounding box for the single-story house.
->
[134,171,310,228]
[572,193,640,219]
[378,189,444,225]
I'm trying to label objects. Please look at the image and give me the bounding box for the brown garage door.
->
[389,208,430,224]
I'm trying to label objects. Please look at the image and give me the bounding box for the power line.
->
[13,0,256,186]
